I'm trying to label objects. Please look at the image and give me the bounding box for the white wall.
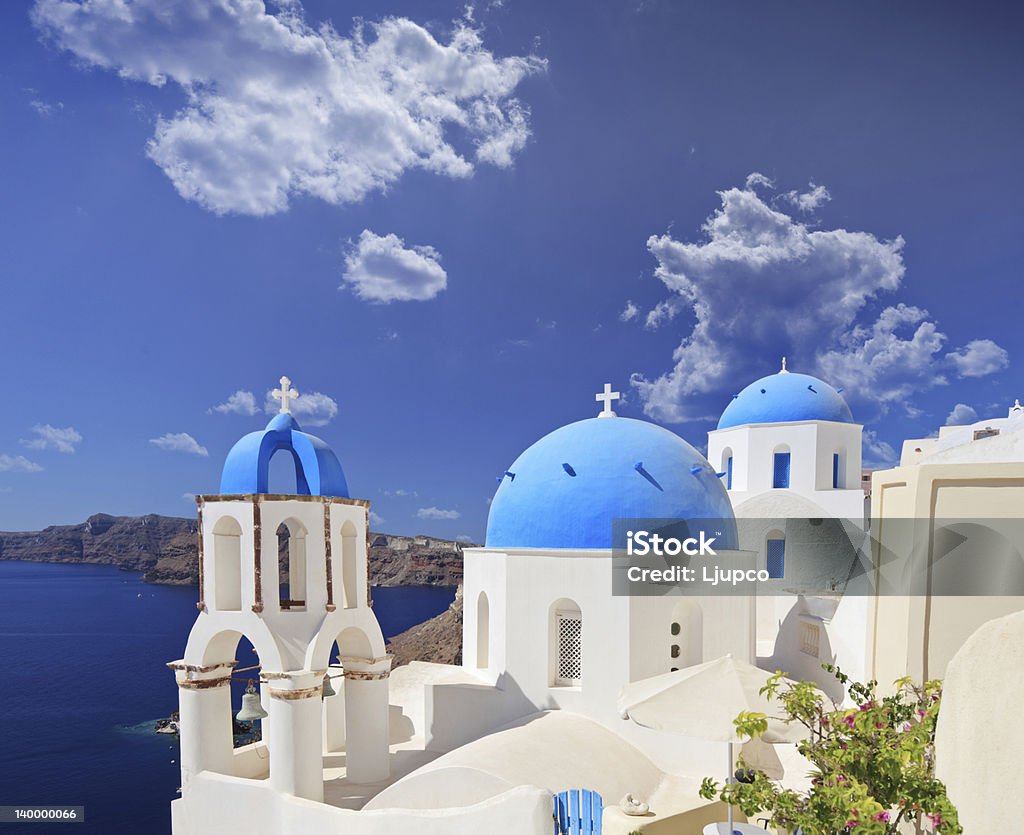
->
[172,773,553,835]
[708,420,864,521]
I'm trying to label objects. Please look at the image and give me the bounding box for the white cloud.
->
[455,534,475,543]
[210,390,259,416]
[863,430,898,469]
[149,432,209,456]
[745,171,773,189]
[0,454,44,473]
[263,390,338,427]
[31,1,544,215]
[29,98,63,117]
[947,339,1009,378]
[945,403,978,426]
[815,304,948,418]
[783,182,830,213]
[620,301,639,322]
[416,506,461,520]
[369,510,385,527]
[630,175,1007,424]
[382,488,418,498]
[182,492,197,502]
[644,297,685,330]
[341,230,447,303]
[21,424,82,453]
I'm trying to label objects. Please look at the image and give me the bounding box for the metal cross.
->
[596,383,620,417]
[272,376,300,414]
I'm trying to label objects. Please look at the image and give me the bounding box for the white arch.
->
[211,515,243,612]
[340,519,358,609]
[476,591,490,669]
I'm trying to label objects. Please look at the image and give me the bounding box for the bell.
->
[236,680,268,722]
[321,673,337,699]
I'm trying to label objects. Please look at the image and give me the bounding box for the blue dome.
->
[486,417,736,550]
[717,371,854,430]
[219,413,349,497]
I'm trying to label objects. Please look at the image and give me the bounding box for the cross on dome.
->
[780,356,789,374]
[272,376,300,414]
[1011,399,1023,417]
[596,383,620,418]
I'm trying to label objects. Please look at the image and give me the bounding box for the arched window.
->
[277,519,307,611]
[476,591,490,669]
[721,447,734,490]
[267,448,301,494]
[212,516,243,611]
[766,529,785,579]
[772,444,791,489]
[340,520,358,609]
[549,598,582,686]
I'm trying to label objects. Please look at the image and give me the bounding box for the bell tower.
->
[168,378,391,814]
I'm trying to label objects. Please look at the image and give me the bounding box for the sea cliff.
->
[0,513,467,588]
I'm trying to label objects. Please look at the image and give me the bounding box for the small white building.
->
[707,360,870,695]
[169,380,395,833]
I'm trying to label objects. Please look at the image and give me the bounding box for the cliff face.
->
[0,514,468,588]
[0,514,200,584]
[386,584,464,668]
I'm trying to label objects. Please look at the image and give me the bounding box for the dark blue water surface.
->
[0,561,455,834]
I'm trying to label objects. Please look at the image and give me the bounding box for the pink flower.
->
[872,811,890,823]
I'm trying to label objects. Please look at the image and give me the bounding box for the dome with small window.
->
[486,397,736,550]
[219,377,348,497]
[717,360,854,430]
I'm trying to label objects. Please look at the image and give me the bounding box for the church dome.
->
[485,415,736,550]
[717,365,854,430]
[219,378,348,497]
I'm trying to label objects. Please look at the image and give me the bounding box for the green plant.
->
[698,665,961,834]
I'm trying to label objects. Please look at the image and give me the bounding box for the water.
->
[0,561,456,834]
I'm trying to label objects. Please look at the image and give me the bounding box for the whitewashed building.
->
[707,360,871,695]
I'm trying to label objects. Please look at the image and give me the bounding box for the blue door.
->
[726,455,733,489]
[832,453,840,488]
[767,539,785,578]
[773,452,791,488]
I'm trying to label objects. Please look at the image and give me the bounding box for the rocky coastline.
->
[0,513,468,589]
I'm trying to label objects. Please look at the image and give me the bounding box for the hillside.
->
[0,513,467,588]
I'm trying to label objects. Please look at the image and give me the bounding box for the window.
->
[726,455,734,490]
[555,611,582,685]
[766,537,785,579]
[277,520,307,611]
[476,592,490,669]
[832,453,840,489]
[799,622,820,657]
[772,451,791,489]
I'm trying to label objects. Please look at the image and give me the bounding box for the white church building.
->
[167,373,1021,834]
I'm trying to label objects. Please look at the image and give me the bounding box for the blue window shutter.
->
[832,453,840,488]
[767,539,785,578]
[773,452,791,488]
[726,455,733,490]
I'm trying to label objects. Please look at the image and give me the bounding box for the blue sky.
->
[1,0,1021,537]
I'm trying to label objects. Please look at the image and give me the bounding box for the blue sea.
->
[0,561,456,834]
